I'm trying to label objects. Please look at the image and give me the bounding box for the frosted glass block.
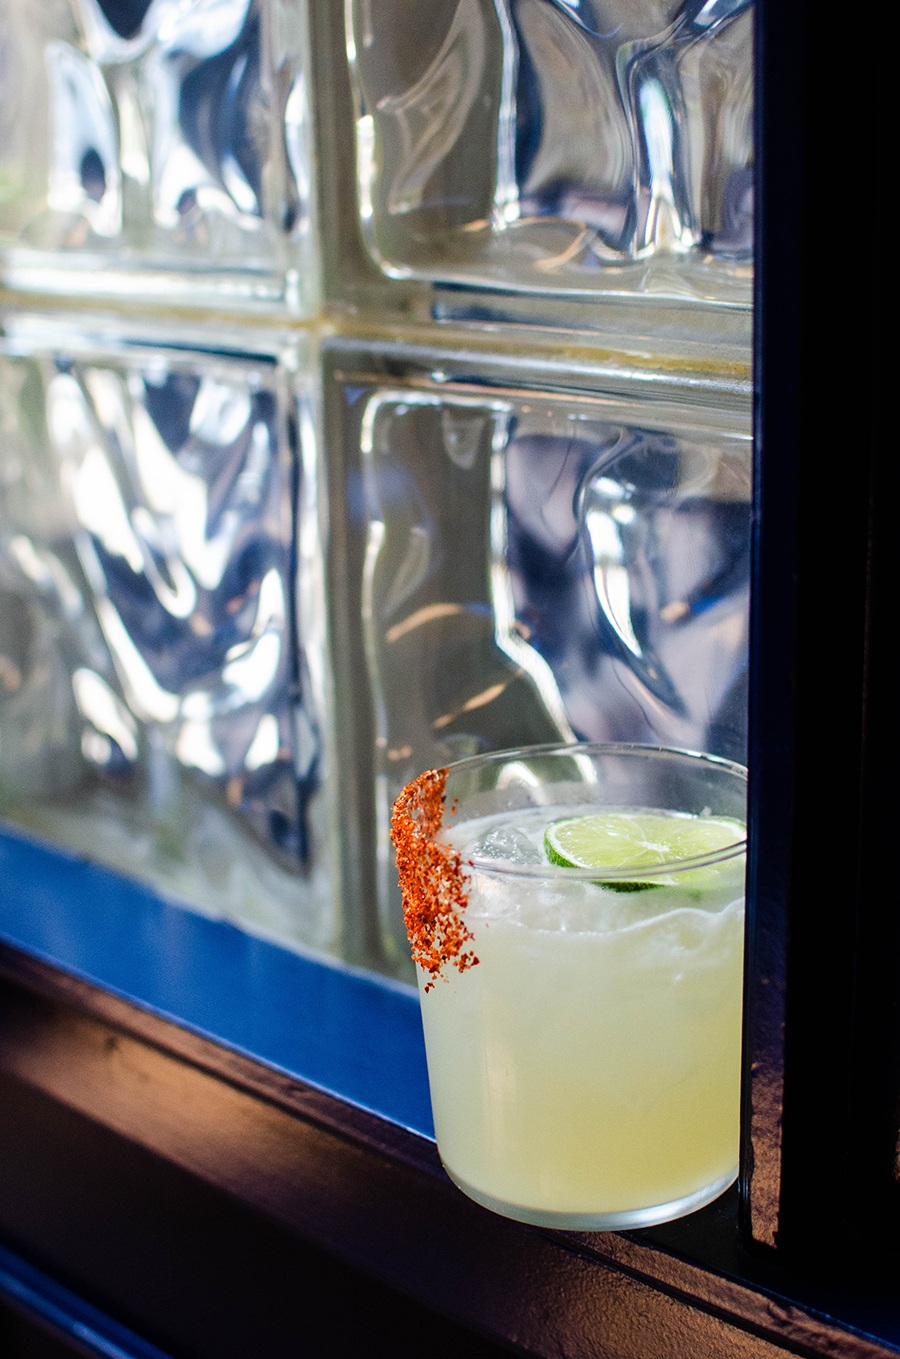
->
[0,0,316,313]
[344,0,752,311]
[325,342,751,972]
[0,317,335,955]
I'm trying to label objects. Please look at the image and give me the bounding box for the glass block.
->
[344,0,752,313]
[0,316,335,955]
[0,0,316,313]
[325,340,751,974]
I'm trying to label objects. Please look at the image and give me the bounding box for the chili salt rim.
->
[390,767,478,991]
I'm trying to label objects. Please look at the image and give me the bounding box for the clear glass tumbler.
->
[392,742,747,1230]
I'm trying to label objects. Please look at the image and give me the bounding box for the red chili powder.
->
[390,767,479,991]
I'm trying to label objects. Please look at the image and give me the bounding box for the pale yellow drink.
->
[418,805,744,1227]
[392,745,747,1231]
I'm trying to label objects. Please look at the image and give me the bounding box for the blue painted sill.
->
[0,825,435,1139]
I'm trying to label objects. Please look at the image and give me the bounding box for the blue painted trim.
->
[0,826,434,1138]
[0,1241,174,1359]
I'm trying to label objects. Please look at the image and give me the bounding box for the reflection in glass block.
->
[346,0,752,304]
[0,0,315,311]
[328,350,750,969]
[0,324,334,954]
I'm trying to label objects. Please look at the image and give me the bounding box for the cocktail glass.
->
[391,742,747,1230]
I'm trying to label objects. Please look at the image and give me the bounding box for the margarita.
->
[392,743,747,1231]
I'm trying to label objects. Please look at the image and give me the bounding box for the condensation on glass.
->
[0,0,316,312]
[326,345,751,973]
[345,0,752,307]
[0,319,335,953]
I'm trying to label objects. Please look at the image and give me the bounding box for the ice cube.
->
[472,825,543,865]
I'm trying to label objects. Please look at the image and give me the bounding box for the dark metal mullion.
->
[847,244,894,1242]
[745,0,877,1257]
[742,0,803,1254]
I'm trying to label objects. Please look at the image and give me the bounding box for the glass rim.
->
[441,741,748,882]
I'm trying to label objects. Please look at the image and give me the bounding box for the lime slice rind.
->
[544,839,664,892]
